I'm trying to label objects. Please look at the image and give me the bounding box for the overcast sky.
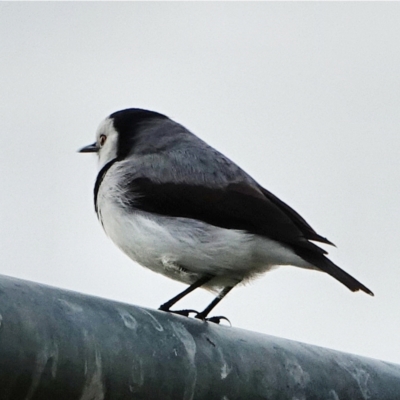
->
[1,2,399,364]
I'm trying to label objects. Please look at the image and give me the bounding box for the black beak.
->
[78,143,98,153]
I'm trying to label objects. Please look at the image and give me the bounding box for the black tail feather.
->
[296,248,374,296]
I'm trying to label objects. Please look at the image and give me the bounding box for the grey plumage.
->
[79,108,373,321]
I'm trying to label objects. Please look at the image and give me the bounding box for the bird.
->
[79,108,373,323]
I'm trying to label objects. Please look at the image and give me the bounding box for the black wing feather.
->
[125,178,327,253]
[121,177,373,295]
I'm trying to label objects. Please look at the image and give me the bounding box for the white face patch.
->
[96,118,119,170]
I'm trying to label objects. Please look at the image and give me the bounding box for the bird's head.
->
[78,108,169,169]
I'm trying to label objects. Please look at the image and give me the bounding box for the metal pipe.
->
[0,274,398,399]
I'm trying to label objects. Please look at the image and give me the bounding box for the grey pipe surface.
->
[0,274,399,400]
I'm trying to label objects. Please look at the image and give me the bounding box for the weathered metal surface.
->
[0,274,398,400]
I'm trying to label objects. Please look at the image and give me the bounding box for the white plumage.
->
[97,166,310,290]
[79,108,373,321]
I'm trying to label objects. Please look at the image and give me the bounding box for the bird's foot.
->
[158,307,199,318]
[158,306,231,325]
[195,313,231,325]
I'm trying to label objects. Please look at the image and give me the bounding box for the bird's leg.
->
[195,284,238,323]
[158,274,213,316]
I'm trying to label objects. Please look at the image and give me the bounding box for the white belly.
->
[97,195,310,289]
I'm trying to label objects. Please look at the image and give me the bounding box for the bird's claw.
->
[195,313,231,325]
[206,316,231,325]
[159,308,199,317]
[159,307,231,325]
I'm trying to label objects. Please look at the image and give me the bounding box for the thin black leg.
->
[195,284,237,321]
[158,274,213,311]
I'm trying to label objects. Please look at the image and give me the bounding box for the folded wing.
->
[122,177,372,296]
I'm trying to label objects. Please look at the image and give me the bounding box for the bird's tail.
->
[296,248,374,296]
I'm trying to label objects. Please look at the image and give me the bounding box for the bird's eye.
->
[99,135,107,147]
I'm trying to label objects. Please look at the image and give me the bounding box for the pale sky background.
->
[1,3,399,364]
